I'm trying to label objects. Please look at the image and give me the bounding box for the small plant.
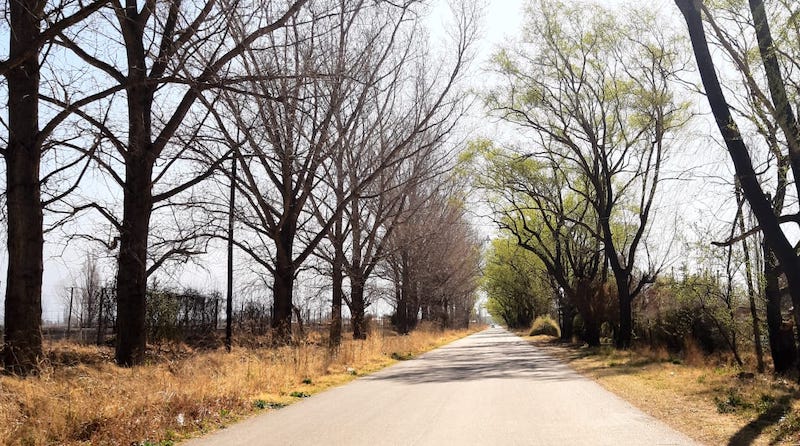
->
[390,352,414,360]
[756,394,776,414]
[219,408,231,418]
[302,378,312,384]
[139,441,175,446]
[774,409,800,443]
[714,388,751,414]
[528,316,560,337]
[253,399,268,409]
[290,391,310,398]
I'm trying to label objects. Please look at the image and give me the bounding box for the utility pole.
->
[226,153,237,352]
[66,287,74,337]
[96,288,104,345]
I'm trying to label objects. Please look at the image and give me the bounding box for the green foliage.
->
[529,315,560,337]
[139,440,175,446]
[302,378,312,385]
[253,399,268,409]
[635,272,741,354]
[483,237,552,329]
[289,391,310,398]
[714,388,752,413]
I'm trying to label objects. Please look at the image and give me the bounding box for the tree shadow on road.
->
[365,329,582,384]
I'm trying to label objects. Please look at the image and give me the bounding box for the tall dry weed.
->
[0,328,474,445]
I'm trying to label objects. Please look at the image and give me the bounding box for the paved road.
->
[184,328,700,445]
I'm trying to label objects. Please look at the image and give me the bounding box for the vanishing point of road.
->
[185,328,700,445]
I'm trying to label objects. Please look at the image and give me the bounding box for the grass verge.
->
[0,327,479,445]
[523,335,800,446]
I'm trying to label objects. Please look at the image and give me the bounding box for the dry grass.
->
[0,327,478,446]
[525,335,800,446]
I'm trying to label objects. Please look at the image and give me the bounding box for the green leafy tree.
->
[485,0,688,347]
[483,237,552,329]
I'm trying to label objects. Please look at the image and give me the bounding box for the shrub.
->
[529,315,560,337]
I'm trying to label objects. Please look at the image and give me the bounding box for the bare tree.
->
[385,184,480,333]
[48,0,308,365]
[208,0,475,343]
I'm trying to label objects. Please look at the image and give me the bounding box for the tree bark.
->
[613,274,633,349]
[329,235,344,347]
[2,0,45,375]
[272,225,295,343]
[559,300,575,342]
[225,156,236,352]
[115,159,153,366]
[737,187,765,372]
[351,277,367,340]
[764,243,796,373]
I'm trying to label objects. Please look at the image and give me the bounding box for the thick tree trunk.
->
[115,160,153,366]
[560,305,575,342]
[351,278,366,340]
[225,157,236,352]
[329,238,344,347]
[272,226,295,343]
[615,284,633,349]
[764,245,797,373]
[395,252,411,334]
[584,318,601,348]
[3,113,44,372]
[2,0,44,374]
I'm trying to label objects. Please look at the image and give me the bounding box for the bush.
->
[529,315,560,337]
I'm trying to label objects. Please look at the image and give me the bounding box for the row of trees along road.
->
[470,0,689,348]
[1,0,480,374]
[475,0,800,375]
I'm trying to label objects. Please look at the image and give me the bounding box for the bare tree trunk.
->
[764,243,796,373]
[329,168,345,347]
[351,277,367,340]
[226,157,236,352]
[737,188,765,372]
[115,159,153,366]
[272,226,295,342]
[329,235,344,347]
[614,280,633,349]
[2,0,45,374]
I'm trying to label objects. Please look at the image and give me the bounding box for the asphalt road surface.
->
[184,328,700,445]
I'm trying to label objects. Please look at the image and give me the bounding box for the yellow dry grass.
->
[0,327,478,446]
[525,335,800,446]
